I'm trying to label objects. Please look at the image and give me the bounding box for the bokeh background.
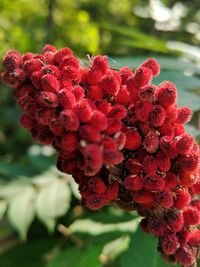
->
[0,0,200,266]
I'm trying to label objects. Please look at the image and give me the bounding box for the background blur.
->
[0,0,200,266]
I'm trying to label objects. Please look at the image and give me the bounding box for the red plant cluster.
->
[2,45,200,266]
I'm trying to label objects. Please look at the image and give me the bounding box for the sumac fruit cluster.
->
[2,45,200,267]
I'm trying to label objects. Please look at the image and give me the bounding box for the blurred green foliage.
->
[0,0,200,266]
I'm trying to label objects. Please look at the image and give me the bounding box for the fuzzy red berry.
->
[149,105,166,127]
[124,175,143,191]
[155,81,177,107]
[124,129,142,150]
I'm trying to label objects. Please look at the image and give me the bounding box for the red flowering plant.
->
[2,45,200,267]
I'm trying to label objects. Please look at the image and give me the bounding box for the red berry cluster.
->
[2,45,200,266]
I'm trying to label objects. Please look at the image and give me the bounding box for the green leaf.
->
[7,187,36,240]
[35,179,71,232]
[177,91,200,111]
[121,228,179,267]
[100,235,130,264]
[186,124,200,138]
[0,200,7,220]
[70,180,81,199]
[0,180,31,198]
[0,238,55,267]
[47,244,103,267]
[100,23,169,53]
[112,56,200,74]
[153,71,200,91]
[70,218,139,235]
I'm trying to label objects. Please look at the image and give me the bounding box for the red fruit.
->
[166,211,184,232]
[125,158,143,174]
[139,84,156,102]
[108,104,127,120]
[43,44,57,53]
[143,174,165,191]
[90,110,108,131]
[61,66,80,81]
[175,247,195,267]
[24,58,43,76]
[135,101,153,122]
[92,55,108,74]
[85,193,107,210]
[87,85,103,101]
[143,155,157,176]
[154,190,173,208]
[100,70,121,95]
[115,85,130,105]
[160,136,177,158]
[165,104,178,123]
[161,234,179,255]
[35,108,55,126]
[124,129,142,150]
[147,217,166,237]
[143,131,159,153]
[103,150,123,165]
[71,85,85,101]
[179,172,196,187]
[3,49,22,71]
[119,66,133,84]
[165,172,177,190]
[97,100,111,114]
[76,99,92,123]
[155,81,177,107]
[175,107,192,124]
[188,230,200,246]
[156,152,171,172]
[60,110,79,131]
[38,91,59,108]
[60,55,80,69]
[50,121,64,136]
[31,70,43,89]
[105,119,122,135]
[173,188,191,210]
[88,177,106,194]
[82,144,103,174]
[134,191,154,205]
[176,133,194,155]
[141,58,160,77]
[42,74,60,92]
[106,182,119,201]
[124,175,143,191]
[19,113,35,129]
[54,47,73,64]
[149,105,166,127]
[58,89,76,109]
[80,124,101,142]
[57,157,76,174]
[61,132,78,152]
[183,207,200,226]
[179,154,199,172]
[134,66,153,88]
[102,136,117,152]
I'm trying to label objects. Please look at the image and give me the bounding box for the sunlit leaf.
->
[7,187,36,240]
[0,200,7,220]
[121,228,179,267]
[70,218,139,235]
[35,179,71,232]
[100,235,130,264]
